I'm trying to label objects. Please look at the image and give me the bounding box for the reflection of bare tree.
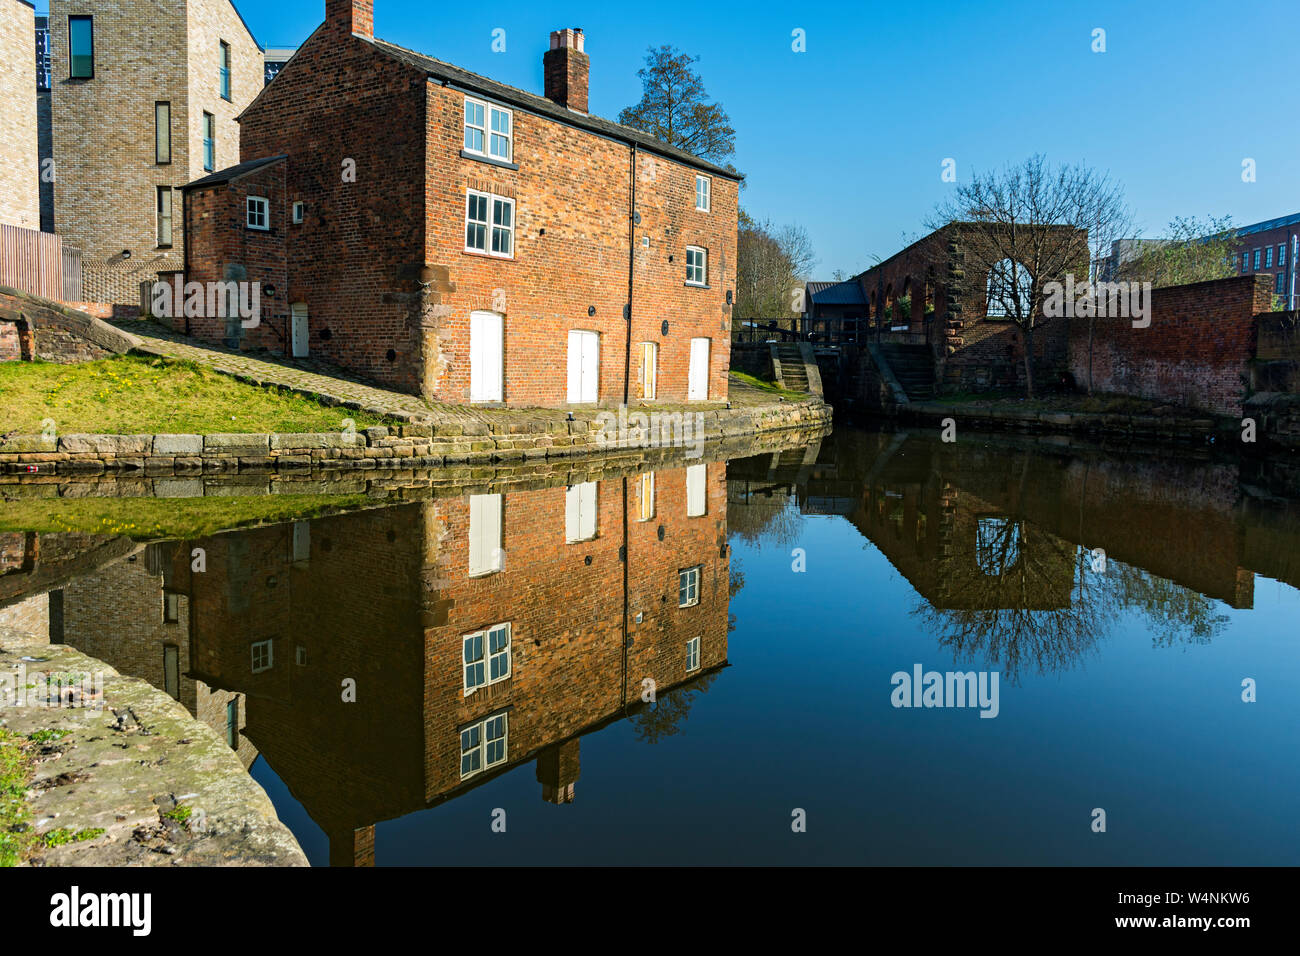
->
[727,558,744,634]
[727,487,802,549]
[630,672,719,744]
[1107,561,1229,648]
[915,538,1109,685]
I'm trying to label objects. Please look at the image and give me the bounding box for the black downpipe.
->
[624,144,636,406]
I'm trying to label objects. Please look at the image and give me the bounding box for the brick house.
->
[853,222,1087,394]
[48,0,262,304]
[181,0,741,408]
[0,0,39,230]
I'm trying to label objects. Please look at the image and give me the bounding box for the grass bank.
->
[0,493,377,539]
[728,371,808,402]
[0,355,391,435]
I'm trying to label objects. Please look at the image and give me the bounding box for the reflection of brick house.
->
[141,463,730,865]
[183,0,740,407]
[852,223,1086,394]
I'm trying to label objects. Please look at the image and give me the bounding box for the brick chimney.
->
[326,0,373,40]
[543,28,589,113]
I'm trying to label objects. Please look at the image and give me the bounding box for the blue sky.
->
[43,0,1300,277]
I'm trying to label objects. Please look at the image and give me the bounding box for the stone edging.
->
[1,400,832,476]
[899,400,1226,443]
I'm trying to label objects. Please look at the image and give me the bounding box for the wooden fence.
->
[0,223,80,301]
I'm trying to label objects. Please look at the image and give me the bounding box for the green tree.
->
[618,46,735,165]
[1116,215,1240,289]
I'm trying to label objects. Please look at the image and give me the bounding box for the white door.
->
[688,337,710,400]
[291,304,309,357]
[468,493,503,575]
[642,342,657,399]
[686,463,707,517]
[567,330,599,403]
[565,481,597,542]
[470,311,504,402]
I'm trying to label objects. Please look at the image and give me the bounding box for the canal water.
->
[6,425,1299,865]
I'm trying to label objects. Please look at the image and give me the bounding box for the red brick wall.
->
[1068,274,1273,415]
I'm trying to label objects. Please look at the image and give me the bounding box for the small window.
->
[1266,247,1274,269]
[695,175,710,211]
[678,565,701,607]
[292,201,304,224]
[246,195,269,230]
[219,40,231,101]
[1242,251,1249,273]
[69,16,93,79]
[156,187,174,247]
[225,698,239,748]
[464,97,512,162]
[1254,249,1261,270]
[465,189,514,258]
[1279,244,1287,268]
[202,112,215,172]
[163,590,180,623]
[295,645,308,666]
[250,639,273,673]
[686,636,701,673]
[1277,272,1286,296]
[460,712,508,778]
[463,623,511,694]
[686,246,707,286]
[154,102,171,164]
[163,645,180,700]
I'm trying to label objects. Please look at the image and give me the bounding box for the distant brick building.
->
[48,0,262,303]
[183,0,740,407]
[1229,213,1300,306]
[853,222,1087,393]
[0,0,39,230]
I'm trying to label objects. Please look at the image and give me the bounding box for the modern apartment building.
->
[0,0,39,230]
[183,0,741,407]
[1231,212,1300,306]
[47,0,261,303]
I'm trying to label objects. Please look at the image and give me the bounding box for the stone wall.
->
[0,286,140,362]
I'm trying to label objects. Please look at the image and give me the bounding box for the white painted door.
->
[468,493,503,575]
[291,304,309,358]
[686,463,707,517]
[688,337,710,400]
[470,311,504,402]
[565,481,597,542]
[567,330,599,403]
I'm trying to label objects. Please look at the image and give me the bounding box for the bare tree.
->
[735,209,818,325]
[929,155,1130,398]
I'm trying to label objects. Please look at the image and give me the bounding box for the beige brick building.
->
[49,0,261,303]
[0,0,39,229]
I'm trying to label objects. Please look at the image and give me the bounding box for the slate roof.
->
[182,155,287,191]
[365,37,743,182]
[806,279,866,305]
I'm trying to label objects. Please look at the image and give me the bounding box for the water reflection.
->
[4,426,1300,863]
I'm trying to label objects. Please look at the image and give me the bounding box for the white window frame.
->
[695,175,710,212]
[251,639,273,673]
[463,622,511,695]
[686,246,707,286]
[686,636,701,672]
[460,712,508,779]
[464,97,513,162]
[246,195,270,231]
[465,188,514,258]
[678,565,701,608]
